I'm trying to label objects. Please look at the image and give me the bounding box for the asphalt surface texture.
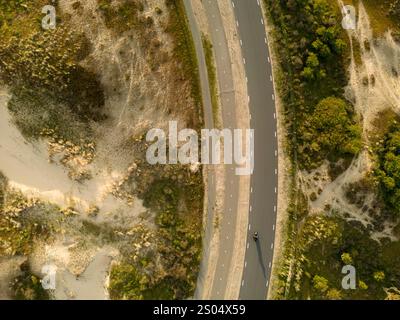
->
[185,0,278,300]
[231,0,278,300]
[201,0,241,300]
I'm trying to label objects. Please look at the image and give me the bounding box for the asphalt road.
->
[185,0,278,300]
[231,0,278,300]
[201,0,241,300]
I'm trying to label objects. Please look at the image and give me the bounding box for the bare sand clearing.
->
[0,89,145,222]
[1,88,139,299]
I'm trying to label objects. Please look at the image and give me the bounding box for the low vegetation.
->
[164,0,202,112]
[299,97,361,169]
[11,261,50,300]
[265,0,353,171]
[202,34,220,128]
[0,1,104,144]
[375,121,400,217]
[287,214,400,300]
[0,0,204,300]
[265,0,400,300]
[100,0,204,300]
[109,162,204,299]
[98,0,145,33]
[264,0,355,298]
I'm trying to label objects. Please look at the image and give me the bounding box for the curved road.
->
[183,0,218,300]
[185,0,278,300]
[184,0,241,300]
[231,0,278,300]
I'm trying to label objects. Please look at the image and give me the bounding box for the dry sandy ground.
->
[0,0,196,299]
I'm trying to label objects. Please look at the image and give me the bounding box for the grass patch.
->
[287,215,400,300]
[343,0,399,36]
[202,34,220,128]
[0,187,56,257]
[109,168,204,300]
[0,2,105,144]
[369,108,400,146]
[97,0,145,33]
[164,0,202,111]
[7,86,95,144]
[361,0,399,35]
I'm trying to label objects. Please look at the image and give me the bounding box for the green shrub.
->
[299,97,362,169]
[375,122,400,217]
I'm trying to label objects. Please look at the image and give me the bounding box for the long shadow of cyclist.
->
[253,233,267,279]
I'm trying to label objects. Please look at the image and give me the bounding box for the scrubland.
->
[265,0,400,300]
[0,0,203,300]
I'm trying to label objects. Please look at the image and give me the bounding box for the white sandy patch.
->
[0,89,145,223]
[1,0,200,300]
[29,238,118,300]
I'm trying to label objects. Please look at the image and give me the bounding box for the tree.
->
[326,288,342,300]
[300,97,362,168]
[359,280,368,290]
[341,252,353,265]
[373,271,385,282]
[376,124,400,216]
[313,275,329,293]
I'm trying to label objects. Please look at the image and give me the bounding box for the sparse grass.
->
[97,0,144,33]
[351,35,363,67]
[361,0,399,35]
[285,214,400,300]
[7,86,94,144]
[0,2,105,144]
[164,0,202,112]
[369,108,400,146]
[80,220,121,244]
[0,187,55,257]
[343,0,399,36]
[202,34,220,128]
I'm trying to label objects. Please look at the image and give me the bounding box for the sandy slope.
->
[0,0,197,299]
